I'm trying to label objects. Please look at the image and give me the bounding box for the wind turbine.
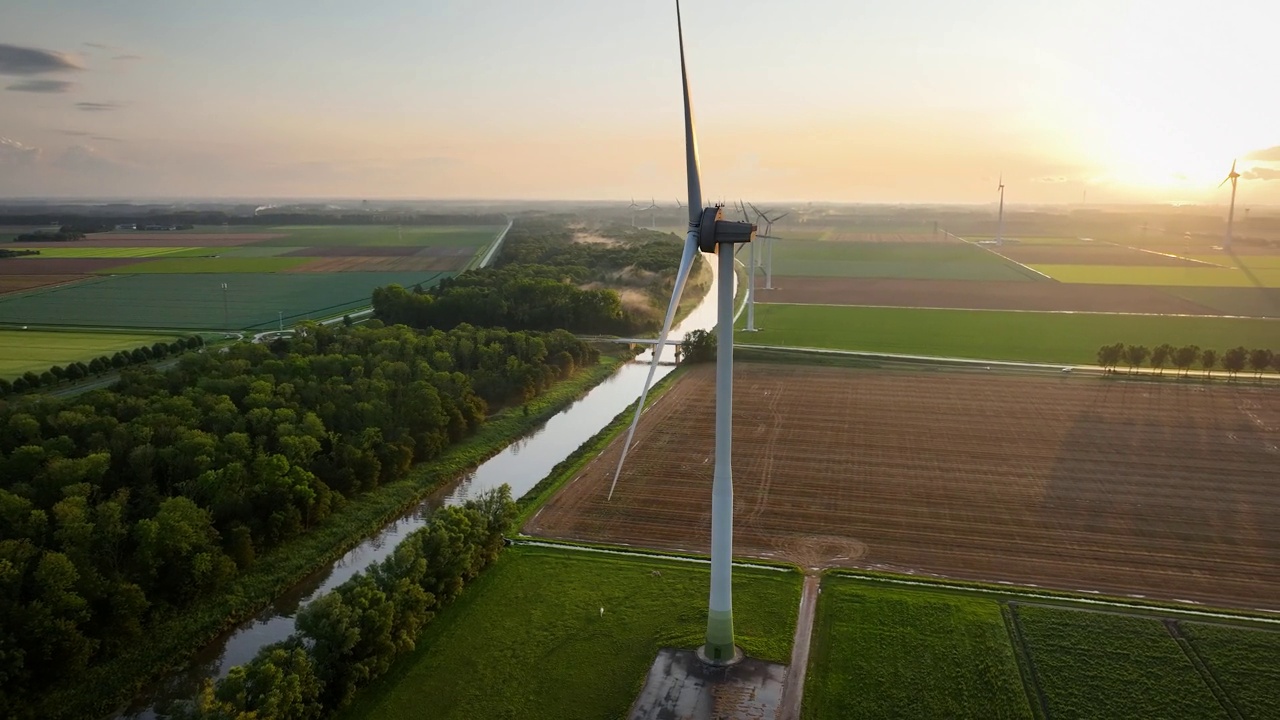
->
[646,197,660,229]
[996,174,1006,245]
[608,0,755,665]
[749,203,787,289]
[1220,160,1240,250]
[738,200,759,331]
[629,197,640,227]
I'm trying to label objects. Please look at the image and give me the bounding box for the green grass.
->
[804,578,1032,719]
[7,246,193,258]
[1032,264,1280,288]
[1182,622,1280,718]
[259,225,504,247]
[1189,254,1280,270]
[0,272,453,330]
[339,546,802,720]
[101,257,313,274]
[0,329,176,376]
[741,304,1280,364]
[770,240,1035,281]
[1015,605,1226,719]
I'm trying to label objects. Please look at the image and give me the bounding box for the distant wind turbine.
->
[646,198,660,229]
[608,0,756,665]
[629,197,640,227]
[996,174,1006,245]
[1220,160,1241,250]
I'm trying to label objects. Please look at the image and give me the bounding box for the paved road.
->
[778,574,821,720]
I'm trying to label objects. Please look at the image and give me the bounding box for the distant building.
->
[116,223,137,230]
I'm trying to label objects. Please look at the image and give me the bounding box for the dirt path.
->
[778,575,820,720]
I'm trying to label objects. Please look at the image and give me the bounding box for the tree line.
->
[183,487,514,719]
[0,335,205,396]
[373,219,689,336]
[1096,343,1278,378]
[0,323,595,714]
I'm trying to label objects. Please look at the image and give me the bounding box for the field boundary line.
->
[953,234,1057,281]
[1003,603,1052,720]
[473,218,514,269]
[509,538,792,572]
[751,300,1274,321]
[1164,620,1243,719]
[832,574,1280,625]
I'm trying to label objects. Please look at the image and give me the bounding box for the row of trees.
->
[372,219,688,337]
[1096,343,1278,378]
[0,323,596,713]
[0,335,205,397]
[185,488,514,719]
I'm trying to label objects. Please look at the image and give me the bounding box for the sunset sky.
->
[1,0,1276,204]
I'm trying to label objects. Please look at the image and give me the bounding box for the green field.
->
[1162,286,1280,318]
[339,546,801,720]
[102,257,312,274]
[770,241,1036,281]
[1032,264,1280,288]
[742,304,1280,364]
[1182,623,1280,718]
[1015,605,1226,719]
[8,247,194,258]
[0,329,175,377]
[0,272,452,330]
[258,225,503,247]
[804,578,1031,719]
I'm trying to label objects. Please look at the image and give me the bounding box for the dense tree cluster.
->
[680,329,716,364]
[10,229,85,243]
[0,323,594,713]
[0,249,40,258]
[1096,343,1278,379]
[373,219,688,336]
[186,488,514,719]
[0,336,204,396]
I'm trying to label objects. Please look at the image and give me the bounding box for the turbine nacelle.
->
[695,205,755,254]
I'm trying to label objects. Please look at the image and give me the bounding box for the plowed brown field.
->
[526,363,1280,610]
[0,274,90,295]
[285,256,466,272]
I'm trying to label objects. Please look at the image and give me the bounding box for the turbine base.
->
[696,643,744,667]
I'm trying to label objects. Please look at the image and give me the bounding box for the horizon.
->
[2,0,1277,204]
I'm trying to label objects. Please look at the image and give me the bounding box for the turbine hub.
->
[696,206,755,254]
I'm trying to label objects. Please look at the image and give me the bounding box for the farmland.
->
[525,362,1280,610]
[804,579,1031,719]
[338,545,801,720]
[1014,605,1227,718]
[0,223,504,329]
[738,304,1280,364]
[0,329,176,376]
[1181,622,1280,717]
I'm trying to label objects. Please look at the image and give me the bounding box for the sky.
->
[1,0,1277,205]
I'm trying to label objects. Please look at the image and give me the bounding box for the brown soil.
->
[999,244,1199,266]
[12,234,281,247]
[0,274,90,295]
[826,233,940,243]
[285,256,466,272]
[526,363,1280,610]
[762,277,1219,315]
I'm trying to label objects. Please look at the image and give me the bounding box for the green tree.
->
[1171,345,1199,378]
[22,371,41,388]
[0,378,11,396]
[88,358,105,375]
[1095,343,1123,372]
[49,365,67,384]
[65,364,86,382]
[1149,343,1174,375]
[680,329,716,364]
[1200,348,1217,378]
[1122,345,1148,374]
[1222,346,1247,379]
[191,640,323,720]
[1247,348,1274,379]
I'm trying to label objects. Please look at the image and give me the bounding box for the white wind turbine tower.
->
[749,203,787,290]
[629,197,640,227]
[609,0,756,665]
[736,200,760,331]
[646,197,661,229]
[1220,159,1241,250]
[996,174,1006,245]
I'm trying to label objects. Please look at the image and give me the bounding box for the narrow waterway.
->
[123,254,725,718]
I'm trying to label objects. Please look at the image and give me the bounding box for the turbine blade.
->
[1220,176,1231,188]
[609,0,705,500]
[772,212,789,222]
[1231,159,1237,174]
[608,236,699,500]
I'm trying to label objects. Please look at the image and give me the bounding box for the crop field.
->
[1014,605,1227,718]
[804,579,1031,719]
[338,545,801,720]
[525,362,1280,610]
[1028,264,1280,288]
[0,224,502,329]
[738,304,1280,363]
[1181,622,1280,717]
[0,271,452,330]
[0,329,176,376]
[766,240,1036,281]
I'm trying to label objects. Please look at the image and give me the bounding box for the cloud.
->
[0,43,84,75]
[83,42,113,50]
[1034,176,1069,183]
[0,137,41,166]
[53,144,116,172]
[76,101,121,112]
[1242,166,1280,181]
[90,135,122,142]
[112,54,143,61]
[1244,146,1280,162]
[6,78,76,93]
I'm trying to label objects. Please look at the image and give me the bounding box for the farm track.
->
[526,363,1280,611]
